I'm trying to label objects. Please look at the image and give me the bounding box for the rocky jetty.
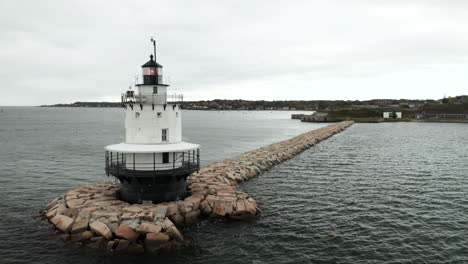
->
[42,121,353,253]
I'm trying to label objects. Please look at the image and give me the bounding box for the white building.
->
[383,111,402,118]
[104,40,200,203]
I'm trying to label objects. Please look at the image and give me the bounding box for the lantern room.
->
[141,54,163,85]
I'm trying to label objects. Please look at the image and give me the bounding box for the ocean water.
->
[1,107,468,263]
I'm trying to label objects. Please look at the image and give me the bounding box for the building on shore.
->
[423,112,468,119]
[383,112,402,119]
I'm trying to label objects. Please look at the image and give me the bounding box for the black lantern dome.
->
[141,54,163,85]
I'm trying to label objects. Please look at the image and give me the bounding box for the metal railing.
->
[105,149,200,179]
[121,93,183,106]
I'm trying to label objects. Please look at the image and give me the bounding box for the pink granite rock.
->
[66,198,85,208]
[89,221,112,240]
[212,203,226,216]
[122,206,143,214]
[136,223,161,234]
[177,201,193,214]
[71,218,89,234]
[115,224,139,241]
[145,233,170,252]
[184,210,200,226]
[165,226,184,241]
[70,230,94,242]
[52,215,75,233]
[184,195,202,211]
[166,203,179,216]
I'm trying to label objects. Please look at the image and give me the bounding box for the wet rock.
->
[106,240,117,251]
[136,223,161,234]
[51,215,75,233]
[212,203,226,216]
[166,203,179,216]
[177,201,193,214]
[46,197,62,210]
[71,218,89,234]
[161,218,174,230]
[45,209,57,219]
[121,212,138,221]
[121,220,140,230]
[122,206,143,214]
[153,206,167,220]
[145,232,171,252]
[126,242,145,254]
[184,210,200,226]
[90,221,112,240]
[77,207,97,220]
[200,201,212,215]
[165,226,184,242]
[169,214,184,226]
[86,236,107,250]
[62,208,79,218]
[56,204,67,215]
[91,211,120,220]
[108,222,119,233]
[114,239,131,253]
[115,224,139,241]
[70,230,94,242]
[184,195,201,211]
[66,199,85,208]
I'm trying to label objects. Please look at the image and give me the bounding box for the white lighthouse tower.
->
[105,39,200,203]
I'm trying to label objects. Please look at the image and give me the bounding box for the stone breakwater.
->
[41,121,353,253]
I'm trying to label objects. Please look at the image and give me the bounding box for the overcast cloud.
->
[1,0,468,105]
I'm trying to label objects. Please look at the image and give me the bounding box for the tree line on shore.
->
[41,96,468,113]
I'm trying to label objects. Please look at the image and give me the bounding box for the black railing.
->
[121,93,183,106]
[105,149,200,179]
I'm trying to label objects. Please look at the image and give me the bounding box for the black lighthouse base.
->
[106,161,199,203]
[118,175,188,203]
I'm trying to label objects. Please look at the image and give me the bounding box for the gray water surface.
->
[1,108,468,263]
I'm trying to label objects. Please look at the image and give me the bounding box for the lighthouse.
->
[104,39,200,204]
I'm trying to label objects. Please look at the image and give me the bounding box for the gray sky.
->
[1,0,468,106]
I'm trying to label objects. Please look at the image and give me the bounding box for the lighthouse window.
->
[157,112,162,118]
[143,67,157,75]
[162,129,168,141]
[162,152,169,163]
[135,112,140,118]
[176,112,178,117]
[153,87,158,94]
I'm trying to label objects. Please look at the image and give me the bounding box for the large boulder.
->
[184,210,200,226]
[144,232,170,252]
[169,214,184,226]
[89,221,112,240]
[136,223,161,234]
[70,230,94,242]
[51,215,75,233]
[66,198,85,208]
[62,208,79,218]
[152,206,167,220]
[177,201,193,214]
[184,195,202,211]
[115,224,139,241]
[212,202,226,216]
[122,206,143,214]
[71,218,89,234]
[166,203,179,216]
[165,226,184,242]
[45,209,57,219]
